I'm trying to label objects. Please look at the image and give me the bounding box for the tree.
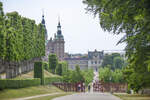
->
[83,0,150,91]
[0,2,46,62]
[62,70,72,83]
[0,2,6,60]
[99,67,112,83]
[56,63,62,75]
[99,66,125,83]
[102,53,125,70]
[61,61,68,75]
[81,69,94,86]
[102,54,113,68]
[113,56,124,69]
[48,54,58,74]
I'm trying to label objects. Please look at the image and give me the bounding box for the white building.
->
[65,49,104,70]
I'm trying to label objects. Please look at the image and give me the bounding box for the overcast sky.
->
[2,0,126,54]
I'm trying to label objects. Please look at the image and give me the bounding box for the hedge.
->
[44,77,63,85]
[34,61,44,85]
[0,78,40,89]
[43,62,49,71]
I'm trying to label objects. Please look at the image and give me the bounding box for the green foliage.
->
[99,67,125,83]
[34,62,44,85]
[83,0,150,91]
[44,77,62,85]
[113,56,124,69]
[81,69,94,86]
[70,65,84,83]
[62,70,72,83]
[0,2,45,61]
[0,78,40,89]
[61,61,68,75]
[102,53,126,70]
[99,67,112,83]
[62,65,93,85]
[56,63,63,75]
[0,2,6,60]
[48,54,58,74]
[43,62,49,71]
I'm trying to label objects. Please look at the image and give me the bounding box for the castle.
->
[42,14,65,62]
[42,14,104,70]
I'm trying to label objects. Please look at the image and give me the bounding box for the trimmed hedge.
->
[44,77,63,85]
[43,62,49,71]
[34,61,44,85]
[0,78,40,89]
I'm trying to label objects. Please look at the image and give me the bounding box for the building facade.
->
[65,50,104,70]
[65,58,88,70]
[88,50,104,70]
[43,15,65,61]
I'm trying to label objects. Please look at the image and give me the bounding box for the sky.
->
[1,0,126,54]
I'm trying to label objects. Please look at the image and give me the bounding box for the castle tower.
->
[41,13,48,44]
[53,20,65,61]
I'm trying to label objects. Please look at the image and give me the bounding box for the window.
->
[95,61,97,64]
[99,61,101,64]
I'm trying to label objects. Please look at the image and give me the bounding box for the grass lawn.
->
[114,94,150,100]
[29,93,73,100]
[0,85,63,100]
[15,70,60,79]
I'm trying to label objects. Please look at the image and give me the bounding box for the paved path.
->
[52,92,121,100]
[14,93,64,100]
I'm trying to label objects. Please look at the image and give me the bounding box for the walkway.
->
[14,93,63,100]
[52,92,121,100]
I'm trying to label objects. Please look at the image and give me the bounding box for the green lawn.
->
[0,85,63,100]
[29,93,73,100]
[114,94,150,100]
[15,70,60,79]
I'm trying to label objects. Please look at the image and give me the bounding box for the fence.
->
[93,81,127,93]
[53,82,85,92]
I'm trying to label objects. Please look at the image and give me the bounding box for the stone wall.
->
[0,57,41,79]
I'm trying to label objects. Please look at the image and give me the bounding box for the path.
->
[91,71,99,91]
[13,93,64,100]
[52,92,121,100]
[53,71,121,100]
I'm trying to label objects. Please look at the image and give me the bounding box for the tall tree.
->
[0,2,6,60]
[48,54,58,74]
[56,62,62,75]
[0,2,46,63]
[113,56,124,69]
[83,0,150,91]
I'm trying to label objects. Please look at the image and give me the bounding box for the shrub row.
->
[44,77,63,85]
[0,78,40,89]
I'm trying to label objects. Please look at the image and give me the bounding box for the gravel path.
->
[52,92,121,100]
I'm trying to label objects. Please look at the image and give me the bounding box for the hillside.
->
[15,70,60,79]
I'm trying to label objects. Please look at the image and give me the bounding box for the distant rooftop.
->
[64,58,88,60]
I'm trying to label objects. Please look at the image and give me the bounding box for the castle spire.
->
[57,16,62,35]
[42,10,45,25]
[41,10,48,42]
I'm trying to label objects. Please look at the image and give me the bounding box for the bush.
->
[0,78,40,89]
[44,77,62,85]
[56,63,62,75]
[43,62,49,71]
[34,61,44,85]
